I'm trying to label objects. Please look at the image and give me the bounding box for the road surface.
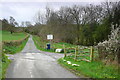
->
[6,36,78,78]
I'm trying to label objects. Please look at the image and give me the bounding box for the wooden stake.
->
[78,45,79,54]
[74,48,77,60]
[90,46,94,62]
[63,44,66,58]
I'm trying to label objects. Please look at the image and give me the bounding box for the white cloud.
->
[0,2,46,24]
[0,2,83,24]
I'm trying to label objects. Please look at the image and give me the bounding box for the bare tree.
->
[9,16,15,26]
[69,5,84,44]
[21,22,25,27]
[45,6,52,24]
[34,11,46,25]
[25,21,32,27]
[9,16,16,34]
[14,22,19,27]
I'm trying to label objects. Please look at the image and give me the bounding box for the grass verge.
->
[58,57,119,79]
[1,38,28,79]
[3,37,29,54]
[1,31,29,79]
[1,54,11,79]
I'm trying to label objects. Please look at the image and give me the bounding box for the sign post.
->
[47,34,53,49]
[47,35,53,40]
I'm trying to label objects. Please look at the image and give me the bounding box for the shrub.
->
[97,24,120,63]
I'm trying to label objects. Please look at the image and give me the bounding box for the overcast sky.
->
[0,0,119,25]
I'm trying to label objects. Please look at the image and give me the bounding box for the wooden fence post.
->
[43,43,45,48]
[74,48,77,60]
[63,44,66,58]
[78,45,79,54]
[90,46,94,62]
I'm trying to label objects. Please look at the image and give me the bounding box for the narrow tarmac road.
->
[6,36,78,78]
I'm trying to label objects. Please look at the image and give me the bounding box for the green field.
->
[0,30,26,41]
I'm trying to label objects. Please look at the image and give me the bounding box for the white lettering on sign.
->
[47,35,53,40]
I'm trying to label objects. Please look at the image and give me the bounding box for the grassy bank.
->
[1,38,28,78]
[0,42,2,79]
[1,54,11,79]
[1,30,29,78]
[58,57,119,79]
[3,38,28,54]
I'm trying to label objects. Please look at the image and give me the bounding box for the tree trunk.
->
[77,23,80,44]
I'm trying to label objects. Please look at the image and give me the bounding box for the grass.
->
[33,35,119,79]
[33,35,56,52]
[32,35,89,53]
[0,52,2,79]
[0,30,29,78]
[1,38,28,79]
[53,42,76,48]
[1,54,11,79]
[58,57,119,79]
[0,30,26,41]
[33,35,98,61]
[3,37,28,54]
